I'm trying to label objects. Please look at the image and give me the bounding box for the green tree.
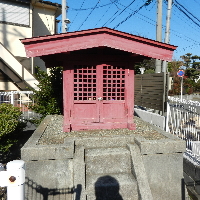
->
[168,54,200,95]
[0,103,26,153]
[168,61,184,95]
[180,53,200,69]
[134,59,155,74]
[180,53,200,92]
[30,66,63,121]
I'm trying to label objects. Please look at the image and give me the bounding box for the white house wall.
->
[0,81,20,91]
[0,0,61,91]
[33,5,57,37]
[0,20,32,58]
[32,4,58,71]
[0,3,58,72]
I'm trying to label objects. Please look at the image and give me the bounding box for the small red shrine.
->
[21,27,177,132]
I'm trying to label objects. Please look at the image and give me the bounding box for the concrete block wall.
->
[134,108,166,130]
[21,115,186,200]
[21,116,74,199]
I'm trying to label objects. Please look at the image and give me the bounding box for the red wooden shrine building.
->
[21,27,177,132]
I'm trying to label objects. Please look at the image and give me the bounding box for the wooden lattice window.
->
[73,65,126,101]
[74,65,97,101]
[102,65,125,100]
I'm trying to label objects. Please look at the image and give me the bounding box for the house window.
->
[0,0,30,26]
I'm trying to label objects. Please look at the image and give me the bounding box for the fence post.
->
[165,100,170,132]
[7,160,25,200]
[10,92,14,105]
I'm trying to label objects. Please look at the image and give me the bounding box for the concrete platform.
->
[21,115,186,200]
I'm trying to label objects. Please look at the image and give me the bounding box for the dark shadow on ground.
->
[25,177,73,200]
[95,175,123,200]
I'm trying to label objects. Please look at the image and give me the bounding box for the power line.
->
[110,0,121,10]
[166,2,200,33]
[113,2,148,29]
[72,0,119,30]
[101,10,120,27]
[69,0,118,11]
[94,4,112,27]
[107,0,137,26]
[67,0,200,57]
[69,0,85,28]
[116,1,156,26]
[77,0,100,30]
[173,0,200,29]
[175,0,200,24]
[113,1,200,55]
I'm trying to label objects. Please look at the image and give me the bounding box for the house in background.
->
[0,0,61,91]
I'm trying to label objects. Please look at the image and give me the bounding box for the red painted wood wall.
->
[62,48,136,132]
[21,27,177,132]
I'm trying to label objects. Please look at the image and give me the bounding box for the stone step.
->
[85,147,132,175]
[75,136,135,149]
[86,173,138,200]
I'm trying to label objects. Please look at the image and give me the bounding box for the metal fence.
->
[0,91,38,120]
[167,96,200,159]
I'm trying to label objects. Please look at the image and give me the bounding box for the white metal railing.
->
[0,91,38,120]
[167,96,200,158]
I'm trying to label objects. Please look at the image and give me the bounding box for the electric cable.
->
[113,2,148,29]
[107,0,137,26]
[102,10,120,27]
[69,0,85,28]
[173,0,200,29]
[77,0,100,30]
[70,0,118,11]
[174,0,200,24]
[94,4,112,27]
[115,0,200,56]
[164,1,199,32]
[110,0,121,10]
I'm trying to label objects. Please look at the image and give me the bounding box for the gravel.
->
[38,115,166,145]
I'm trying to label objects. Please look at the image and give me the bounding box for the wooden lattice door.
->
[67,63,132,131]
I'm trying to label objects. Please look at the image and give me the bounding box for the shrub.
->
[29,66,63,123]
[144,69,155,74]
[0,103,25,152]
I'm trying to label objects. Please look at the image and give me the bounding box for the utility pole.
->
[62,0,70,33]
[155,0,163,73]
[162,0,173,72]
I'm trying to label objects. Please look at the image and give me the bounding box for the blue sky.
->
[50,0,200,61]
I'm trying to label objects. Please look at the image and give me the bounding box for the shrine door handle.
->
[98,97,103,101]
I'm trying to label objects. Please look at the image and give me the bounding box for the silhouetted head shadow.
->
[95,176,123,200]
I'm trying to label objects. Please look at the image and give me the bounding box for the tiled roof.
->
[5,0,31,4]
[38,0,61,8]
[6,0,61,7]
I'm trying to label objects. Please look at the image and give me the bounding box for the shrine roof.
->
[21,27,177,61]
